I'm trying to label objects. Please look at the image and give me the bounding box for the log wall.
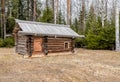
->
[32,37,72,54]
[17,34,28,55]
[27,36,34,56]
[47,37,72,52]
[16,36,73,55]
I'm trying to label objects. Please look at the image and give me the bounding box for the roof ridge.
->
[15,19,70,28]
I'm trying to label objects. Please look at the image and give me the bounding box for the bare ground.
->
[0,48,120,82]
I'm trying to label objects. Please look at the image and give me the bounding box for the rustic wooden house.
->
[13,19,84,57]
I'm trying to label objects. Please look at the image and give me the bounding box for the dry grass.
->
[0,48,120,82]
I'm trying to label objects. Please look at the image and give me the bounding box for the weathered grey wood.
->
[17,34,28,55]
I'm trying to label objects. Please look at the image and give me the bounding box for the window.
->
[64,42,69,49]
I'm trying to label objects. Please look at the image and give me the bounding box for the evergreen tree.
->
[40,7,54,23]
[18,0,24,20]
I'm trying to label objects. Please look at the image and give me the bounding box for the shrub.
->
[86,27,115,50]
[0,38,4,47]
[75,38,86,48]
[3,37,14,47]
[0,37,14,48]
[6,17,15,34]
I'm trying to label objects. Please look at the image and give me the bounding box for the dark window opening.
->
[64,42,69,49]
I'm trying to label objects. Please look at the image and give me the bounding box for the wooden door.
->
[34,37,43,52]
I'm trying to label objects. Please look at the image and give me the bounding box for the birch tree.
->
[115,2,120,51]
[54,0,58,24]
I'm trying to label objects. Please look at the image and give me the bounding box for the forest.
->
[0,0,119,50]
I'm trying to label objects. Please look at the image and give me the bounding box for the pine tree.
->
[18,0,24,20]
[67,0,71,25]
[1,0,6,39]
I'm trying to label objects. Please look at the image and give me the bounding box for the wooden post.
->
[71,38,75,53]
[28,35,32,57]
[15,33,18,53]
[44,36,48,55]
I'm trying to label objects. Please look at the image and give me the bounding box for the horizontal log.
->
[48,39,71,41]
[47,48,64,50]
[49,48,72,50]
[18,51,27,55]
[47,42,64,45]
[18,40,27,42]
[17,50,27,53]
[48,49,71,52]
[17,48,27,51]
[18,42,27,45]
[48,41,72,44]
[48,39,72,41]
[47,45,64,47]
[48,38,71,40]
[17,49,27,52]
[17,45,27,47]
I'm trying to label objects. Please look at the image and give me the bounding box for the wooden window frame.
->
[64,42,69,49]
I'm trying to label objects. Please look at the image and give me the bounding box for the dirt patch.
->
[0,48,120,82]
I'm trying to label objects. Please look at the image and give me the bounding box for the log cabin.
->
[13,19,84,57]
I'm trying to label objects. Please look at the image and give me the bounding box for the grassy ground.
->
[0,48,120,82]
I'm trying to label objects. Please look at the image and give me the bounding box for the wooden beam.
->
[43,36,48,55]
[28,35,33,57]
[71,38,75,53]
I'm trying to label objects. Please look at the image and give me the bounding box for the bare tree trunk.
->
[52,0,54,20]
[101,0,104,27]
[46,0,48,8]
[105,0,108,21]
[81,0,85,33]
[54,0,56,24]
[8,0,12,17]
[27,0,30,20]
[111,0,116,23]
[31,0,37,21]
[67,0,71,25]
[115,4,120,51]
[33,0,37,21]
[56,0,59,23]
[1,0,5,39]
[31,0,33,20]
[100,0,108,27]
[54,0,58,24]
[0,0,2,38]
[18,0,24,20]
[52,0,54,11]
